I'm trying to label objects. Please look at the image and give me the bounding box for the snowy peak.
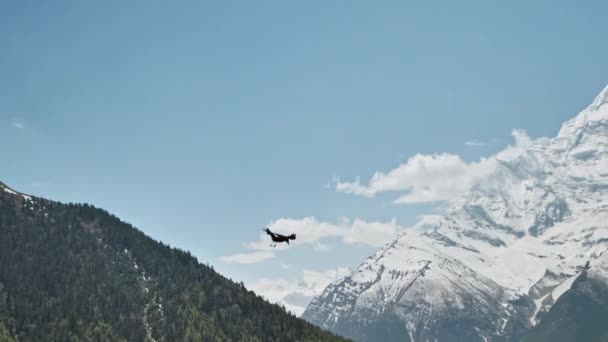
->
[589,84,608,111]
[558,85,608,139]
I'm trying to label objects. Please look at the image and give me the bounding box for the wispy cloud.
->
[220,217,403,265]
[219,251,276,265]
[11,120,24,129]
[313,242,329,252]
[246,217,403,251]
[335,130,531,204]
[464,139,488,147]
[335,153,496,203]
[248,267,351,316]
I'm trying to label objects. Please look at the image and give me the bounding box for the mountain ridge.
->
[303,85,608,341]
[0,182,349,341]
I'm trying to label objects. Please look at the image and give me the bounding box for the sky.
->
[2,0,607,315]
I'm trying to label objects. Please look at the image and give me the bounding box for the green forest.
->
[0,188,349,342]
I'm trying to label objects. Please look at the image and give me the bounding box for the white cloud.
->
[464,139,488,147]
[11,120,23,129]
[247,217,403,252]
[248,267,351,316]
[499,129,533,159]
[335,130,531,204]
[219,251,275,265]
[335,153,496,203]
[313,242,329,251]
[220,131,536,266]
[411,214,443,230]
[220,217,402,265]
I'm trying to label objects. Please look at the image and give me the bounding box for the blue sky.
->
[2,0,607,313]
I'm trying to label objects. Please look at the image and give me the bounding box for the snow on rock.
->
[589,250,608,282]
[0,182,32,201]
[588,84,608,112]
[551,271,582,302]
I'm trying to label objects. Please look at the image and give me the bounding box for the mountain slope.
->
[0,182,349,342]
[523,252,608,342]
[303,85,608,341]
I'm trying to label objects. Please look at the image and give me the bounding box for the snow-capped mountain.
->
[303,85,608,341]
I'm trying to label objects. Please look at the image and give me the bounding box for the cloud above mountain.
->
[220,217,403,264]
[248,267,351,316]
[335,129,532,204]
[254,217,403,249]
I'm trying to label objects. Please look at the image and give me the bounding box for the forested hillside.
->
[0,182,348,342]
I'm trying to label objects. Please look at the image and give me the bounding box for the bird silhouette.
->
[264,228,296,247]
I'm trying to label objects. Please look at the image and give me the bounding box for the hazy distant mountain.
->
[0,182,348,342]
[303,85,608,341]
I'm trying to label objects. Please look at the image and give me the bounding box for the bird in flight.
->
[264,228,296,247]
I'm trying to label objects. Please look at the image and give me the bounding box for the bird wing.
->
[265,228,279,239]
